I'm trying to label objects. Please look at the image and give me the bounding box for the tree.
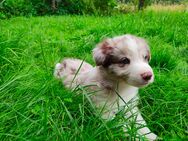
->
[138,0,145,10]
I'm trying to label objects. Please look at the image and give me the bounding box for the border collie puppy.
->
[54,34,157,140]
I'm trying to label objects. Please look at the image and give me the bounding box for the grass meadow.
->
[0,11,188,140]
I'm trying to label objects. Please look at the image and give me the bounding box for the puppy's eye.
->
[120,57,130,64]
[144,55,149,61]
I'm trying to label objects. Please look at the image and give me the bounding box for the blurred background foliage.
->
[0,0,187,18]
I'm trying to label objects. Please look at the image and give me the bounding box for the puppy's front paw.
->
[145,133,157,141]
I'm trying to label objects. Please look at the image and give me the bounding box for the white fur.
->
[54,34,157,140]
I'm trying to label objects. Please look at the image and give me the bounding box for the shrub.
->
[51,0,117,15]
[0,0,36,18]
[0,0,117,18]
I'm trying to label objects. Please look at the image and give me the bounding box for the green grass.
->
[0,11,188,140]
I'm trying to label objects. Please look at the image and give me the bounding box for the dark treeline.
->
[0,0,184,18]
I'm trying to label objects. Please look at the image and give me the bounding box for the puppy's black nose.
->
[141,72,152,81]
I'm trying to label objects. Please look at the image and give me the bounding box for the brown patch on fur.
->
[70,68,76,74]
[101,41,113,55]
[63,62,66,68]
[103,55,120,68]
[103,55,130,68]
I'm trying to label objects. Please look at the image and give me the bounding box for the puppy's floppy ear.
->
[93,38,113,67]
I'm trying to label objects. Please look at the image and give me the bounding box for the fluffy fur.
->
[54,34,157,140]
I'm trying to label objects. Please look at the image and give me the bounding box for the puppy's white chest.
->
[93,82,139,119]
[118,82,138,105]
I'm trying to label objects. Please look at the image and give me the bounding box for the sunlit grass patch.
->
[146,4,188,12]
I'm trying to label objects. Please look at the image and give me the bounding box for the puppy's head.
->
[93,34,154,87]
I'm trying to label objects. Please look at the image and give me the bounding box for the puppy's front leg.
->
[130,107,157,140]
